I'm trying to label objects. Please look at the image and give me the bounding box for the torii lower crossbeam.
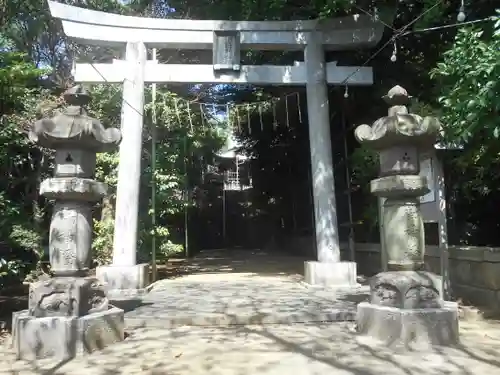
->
[74,61,373,85]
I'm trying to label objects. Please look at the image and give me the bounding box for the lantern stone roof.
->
[354,86,441,150]
[29,85,121,152]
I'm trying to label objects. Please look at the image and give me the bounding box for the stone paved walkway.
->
[125,279,368,328]
[124,249,368,328]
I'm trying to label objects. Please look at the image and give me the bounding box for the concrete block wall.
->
[341,242,500,311]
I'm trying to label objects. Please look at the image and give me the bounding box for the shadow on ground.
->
[0,287,28,333]
[4,320,500,375]
[4,249,500,374]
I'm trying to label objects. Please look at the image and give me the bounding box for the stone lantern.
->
[12,86,125,359]
[354,86,459,348]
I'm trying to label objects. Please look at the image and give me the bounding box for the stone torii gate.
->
[48,1,385,294]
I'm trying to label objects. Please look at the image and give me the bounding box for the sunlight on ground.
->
[3,322,500,375]
[3,250,500,374]
[159,249,306,282]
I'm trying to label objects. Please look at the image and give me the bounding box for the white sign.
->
[420,158,435,204]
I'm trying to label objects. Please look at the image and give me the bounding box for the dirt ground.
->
[2,249,500,374]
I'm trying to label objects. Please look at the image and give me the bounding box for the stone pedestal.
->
[12,86,125,360]
[12,307,124,360]
[96,263,149,300]
[353,86,459,348]
[304,261,357,287]
[356,270,459,347]
[357,301,459,348]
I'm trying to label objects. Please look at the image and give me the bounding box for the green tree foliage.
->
[423,10,500,244]
[432,11,500,169]
[0,46,52,287]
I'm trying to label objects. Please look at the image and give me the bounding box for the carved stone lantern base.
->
[28,276,109,317]
[356,269,459,349]
[12,306,124,360]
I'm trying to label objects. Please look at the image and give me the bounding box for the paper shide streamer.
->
[169,91,306,134]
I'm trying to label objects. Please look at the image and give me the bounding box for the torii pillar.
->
[96,41,150,300]
[303,33,356,286]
